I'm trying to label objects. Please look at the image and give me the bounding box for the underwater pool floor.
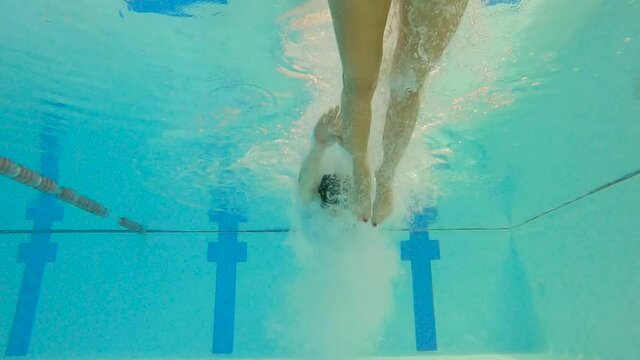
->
[223,356,574,360]
[44,354,578,360]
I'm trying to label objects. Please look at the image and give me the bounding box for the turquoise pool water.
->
[1,0,639,359]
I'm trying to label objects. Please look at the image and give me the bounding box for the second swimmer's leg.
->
[372,0,469,226]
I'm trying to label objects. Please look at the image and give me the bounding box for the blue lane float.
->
[6,135,64,357]
[401,207,440,352]
[207,209,247,354]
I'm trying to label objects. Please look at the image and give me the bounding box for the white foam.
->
[280,203,401,359]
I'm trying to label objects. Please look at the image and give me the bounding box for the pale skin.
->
[298,1,468,225]
[327,0,469,226]
[298,106,343,202]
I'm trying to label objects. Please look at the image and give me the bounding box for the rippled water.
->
[1,0,638,229]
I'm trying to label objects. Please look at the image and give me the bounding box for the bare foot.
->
[352,161,372,222]
[372,169,393,227]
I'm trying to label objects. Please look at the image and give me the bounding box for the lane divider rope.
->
[1,156,145,233]
[2,155,638,236]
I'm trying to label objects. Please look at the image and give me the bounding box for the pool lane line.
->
[403,209,441,351]
[5,135,63,356]
[511,167,640,230]
[1,167,637,236]
[1,156,145,233]
[207,210,247,354]
[0,226,530,235]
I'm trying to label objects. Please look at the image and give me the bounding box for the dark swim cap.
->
[317,174,350,208]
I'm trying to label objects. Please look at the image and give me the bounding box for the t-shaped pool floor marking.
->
[207,210,247,354]
[401,207,440,351]
[6,139,63,356]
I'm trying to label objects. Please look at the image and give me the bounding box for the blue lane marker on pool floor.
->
[6,135,64,356]
[485,0,521,5]
[125,0,228,17]
[401,207,440,352]
[207,209,247,354]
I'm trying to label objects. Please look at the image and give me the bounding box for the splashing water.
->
[280,204,401,358]
[254,1,547,357]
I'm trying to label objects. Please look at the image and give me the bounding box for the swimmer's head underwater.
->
[317,174,351,209]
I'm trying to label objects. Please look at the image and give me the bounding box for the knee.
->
[390,80,421,102]
[390,68,425,101]
[342,73,379,99]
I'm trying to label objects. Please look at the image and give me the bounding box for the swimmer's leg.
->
[372,0,468,226]
[328,0,392,222]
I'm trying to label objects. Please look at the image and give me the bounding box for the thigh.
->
[328,0,392,87]
[392,0,469,89]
